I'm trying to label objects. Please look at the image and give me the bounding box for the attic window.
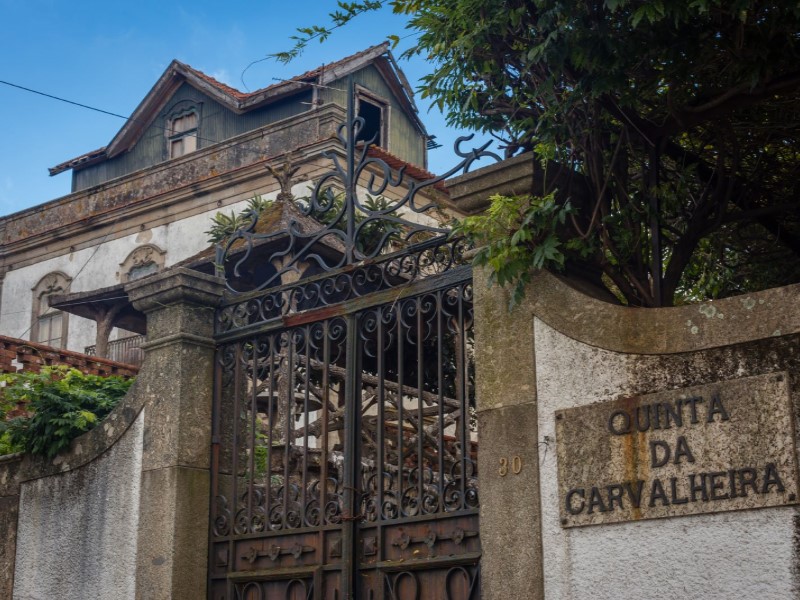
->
[356,96,386,148]
[168,111,198,158]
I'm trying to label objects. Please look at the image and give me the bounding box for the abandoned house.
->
[0,42,444,363]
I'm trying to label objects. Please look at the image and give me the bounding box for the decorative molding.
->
[119,244,166,283]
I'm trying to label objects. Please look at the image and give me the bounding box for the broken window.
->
[356,96,386,148]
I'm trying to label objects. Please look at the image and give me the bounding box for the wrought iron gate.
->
[208,75,496,599]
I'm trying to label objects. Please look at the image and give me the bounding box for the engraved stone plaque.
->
[556,372,799,527]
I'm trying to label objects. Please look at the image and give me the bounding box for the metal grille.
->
[208,269,478,599]
[84,334,145,367]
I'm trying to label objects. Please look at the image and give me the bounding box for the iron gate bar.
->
[214,234,472,339]
[342,314,358,600]
[215,72,499,295]
[209,277,478,598]
[209,68,487,599]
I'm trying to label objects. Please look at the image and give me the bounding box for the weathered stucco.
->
[0,178,313,353]
[474,268,800,600]
[535,319,800,599]
[13,410,144,600]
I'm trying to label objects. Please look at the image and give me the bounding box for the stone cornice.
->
[0,105,346,251]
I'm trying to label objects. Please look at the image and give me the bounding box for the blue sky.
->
[0,0,489,217]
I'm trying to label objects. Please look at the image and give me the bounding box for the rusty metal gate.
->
[208,76,497,599]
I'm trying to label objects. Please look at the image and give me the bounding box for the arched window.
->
[167,108,199,159]
[119,244,166,283]
[31,272,72,348]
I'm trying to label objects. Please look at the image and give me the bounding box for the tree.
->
[279,1,800,306]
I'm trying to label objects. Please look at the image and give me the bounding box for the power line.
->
[0,79,131,121]
[0,79,222,147]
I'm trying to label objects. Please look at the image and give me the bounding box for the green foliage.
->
[0,366,133,458]
[209,189,403,255]
[453,193,581,307]
[298,187,404,254]
[272,1,384,63]
[280,1,800,307]
[206,195,272,244]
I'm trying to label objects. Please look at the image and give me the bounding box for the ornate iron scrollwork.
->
[215,73,499,293]
[210,72,484,600]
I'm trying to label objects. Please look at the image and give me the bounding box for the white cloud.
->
[210,69,232,85]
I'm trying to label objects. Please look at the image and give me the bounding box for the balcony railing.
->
[85,334,145,367]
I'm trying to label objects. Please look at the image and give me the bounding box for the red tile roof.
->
[177,43,390,103]
[365,145,447,192]
[178,62,250,100]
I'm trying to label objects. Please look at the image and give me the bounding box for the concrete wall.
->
[13,411,144,600]
[474,268,800,600]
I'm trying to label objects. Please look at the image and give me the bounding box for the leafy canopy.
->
[280,1,800,306]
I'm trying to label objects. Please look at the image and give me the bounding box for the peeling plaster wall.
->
[0,183,291,352]
[0,173,438,354]
[534,318,799,600]
[12,410,144,600]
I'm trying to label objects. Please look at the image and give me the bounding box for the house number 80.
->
[498,456,523,476]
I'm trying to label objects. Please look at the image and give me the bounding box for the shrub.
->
[0,366,133,458]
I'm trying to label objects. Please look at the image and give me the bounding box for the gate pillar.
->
[473,267,545,600]
[126,268,225,600]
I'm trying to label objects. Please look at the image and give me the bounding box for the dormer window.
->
[168,110,198,158]
[356,91,387,148]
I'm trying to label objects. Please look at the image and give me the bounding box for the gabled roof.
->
[49,43,425,177]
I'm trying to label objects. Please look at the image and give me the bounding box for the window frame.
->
[119,244,166,283]
[166,106,200,160]
[30,272,72,349]
[354,86,390,149]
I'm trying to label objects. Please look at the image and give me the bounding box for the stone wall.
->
[13,412,144,599]
[474,268,800,600]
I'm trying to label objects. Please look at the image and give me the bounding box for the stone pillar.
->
[473,267,545,600]
[125,268,225,600]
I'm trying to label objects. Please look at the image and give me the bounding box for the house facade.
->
[0,43,441,359]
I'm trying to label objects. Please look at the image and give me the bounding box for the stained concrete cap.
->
[126,266,225,314]
[445,152,536,215]
[517,269,800,355]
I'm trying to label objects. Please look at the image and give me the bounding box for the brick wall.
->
[0,335,139,378]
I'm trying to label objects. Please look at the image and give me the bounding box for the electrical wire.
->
[13,215,122,340]
[0,79,222,147]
